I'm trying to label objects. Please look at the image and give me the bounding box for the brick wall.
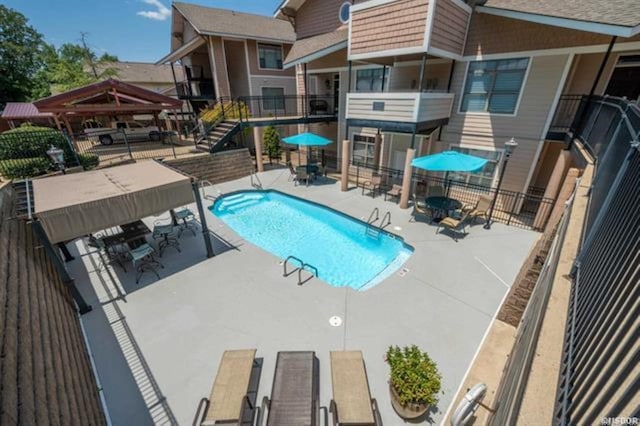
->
[165,149,255,184]
[0,184,105,425]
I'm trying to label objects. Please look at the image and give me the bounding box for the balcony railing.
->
[346,92,455,126]
[175,80,215,100]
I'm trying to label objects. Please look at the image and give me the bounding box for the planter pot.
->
[389,383,429,420]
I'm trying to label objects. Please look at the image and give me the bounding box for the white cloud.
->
[136,0,171,21]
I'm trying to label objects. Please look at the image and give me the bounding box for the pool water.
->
[211,190,413,290]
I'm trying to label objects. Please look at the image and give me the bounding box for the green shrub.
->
[0,157,52,179]
[0,126,76,165]
[78,153,99,170]
[386,345,442,407]
[263,125,281,163]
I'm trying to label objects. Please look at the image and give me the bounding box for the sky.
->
[4,0,283,63]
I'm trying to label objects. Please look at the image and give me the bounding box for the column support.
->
[399,148,416,209]
[192,181,215,258]
[341,139,351,192]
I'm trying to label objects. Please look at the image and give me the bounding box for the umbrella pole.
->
[445,171,450,197]
[298,145,301,166]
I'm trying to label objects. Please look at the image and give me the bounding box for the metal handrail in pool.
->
[283,255,318,286]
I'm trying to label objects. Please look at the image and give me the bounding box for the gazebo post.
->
[31,220,92,314]
[192,180,215,258]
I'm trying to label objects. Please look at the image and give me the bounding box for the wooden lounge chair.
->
[463,195,492,224]
[362,175,382,198]
[437,211,472,241]
[194,349,259,426]
[385,184,402,203]
[330,351,382,426]
[258,351,323,426]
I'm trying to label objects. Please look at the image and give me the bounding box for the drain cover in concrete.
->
[329,316,343,327]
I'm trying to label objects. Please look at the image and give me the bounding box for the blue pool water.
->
[211,190,413,290]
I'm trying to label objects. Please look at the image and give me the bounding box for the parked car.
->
[84,121,161,145]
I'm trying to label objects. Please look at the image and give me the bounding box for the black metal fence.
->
[489,95,640,425]
[0,128,84,180]
[74,129,187,164]
[238,95,337,121]
[556,97,640,425]
[548,94,584,134]
[349,161,555,231]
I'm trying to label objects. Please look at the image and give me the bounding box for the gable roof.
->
[92,62,184,84]
[479,0,640,37]
[284,28,348,68]
[174,2,296,43]
[34,79,182,114]
[1,103,52,119]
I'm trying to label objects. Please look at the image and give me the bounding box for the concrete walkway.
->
[70,168,538,425]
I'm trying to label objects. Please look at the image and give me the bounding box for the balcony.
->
[175,80,215,100]
[349,0,472,61]
[346,92,455,132]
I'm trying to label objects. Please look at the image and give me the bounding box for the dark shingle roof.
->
[174,2,296,43]
[483,0,640,29]
[93,62,184,84]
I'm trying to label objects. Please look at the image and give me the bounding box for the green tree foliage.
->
[0,5,44,106]
[263,125,282,164]
[31,34,119,98]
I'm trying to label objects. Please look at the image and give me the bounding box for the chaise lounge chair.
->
[329,351,382,426]
[194,349,259,426]
[463,194,492,224]
[258,351,323,426]
[437,211,472,241]
[410,193,432,222]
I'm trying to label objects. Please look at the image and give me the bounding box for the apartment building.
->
[157,2,298,113]
[276,0,640,195]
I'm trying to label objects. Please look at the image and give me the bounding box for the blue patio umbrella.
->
[411,150,488,172]
[282,132,333,164]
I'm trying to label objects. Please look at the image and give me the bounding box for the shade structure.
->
[411,150,488,172]
[282,132,333,147]
[32,161,194,243]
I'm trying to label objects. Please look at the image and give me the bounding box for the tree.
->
[31,35,119,98]
[0,5,44,106]
[263,125,282,164]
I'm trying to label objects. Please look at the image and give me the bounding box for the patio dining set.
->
[89,207,197,283]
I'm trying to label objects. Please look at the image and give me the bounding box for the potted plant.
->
[386,345,442,419]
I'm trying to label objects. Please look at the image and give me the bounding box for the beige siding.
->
[440,54,570,193]
[295,0,346,39]
[465,14,640,57]
[307,48,348,70]
[246,40,295,77]
[210,36,231,98]
[563,52,619,95]
[224,40,251,98]
[416,93,454,122]
[252,77,297,98]
[429,0,470,56]
[350,0,428,56]
[348,95,418,122]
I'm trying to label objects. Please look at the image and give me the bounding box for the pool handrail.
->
[283,255,318,286]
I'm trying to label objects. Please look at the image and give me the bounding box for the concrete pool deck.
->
[70,168,539,425]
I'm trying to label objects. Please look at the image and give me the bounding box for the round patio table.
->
[425,196,462,222]
[296,165,319,174]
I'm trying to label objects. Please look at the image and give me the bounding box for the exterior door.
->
[392,150,406,171]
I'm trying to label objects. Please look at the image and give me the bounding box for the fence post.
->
[168,132,177,159]
[122,129,133,160]
[62,132,81,167]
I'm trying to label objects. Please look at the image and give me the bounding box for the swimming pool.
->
[211,190,413,290]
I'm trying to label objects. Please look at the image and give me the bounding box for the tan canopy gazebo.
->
[26,161,214,313]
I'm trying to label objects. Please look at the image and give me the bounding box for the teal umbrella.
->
[282,132,332,147]
[411,150,488,172]
[282,132,333,164]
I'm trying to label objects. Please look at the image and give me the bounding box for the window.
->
[356,68,387,92]
[352,134,376,166]
[258,43,283,70]
[460,58,529,114]
[339,2,351,24]
[448,147,502,187]
[261,87,285,110]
